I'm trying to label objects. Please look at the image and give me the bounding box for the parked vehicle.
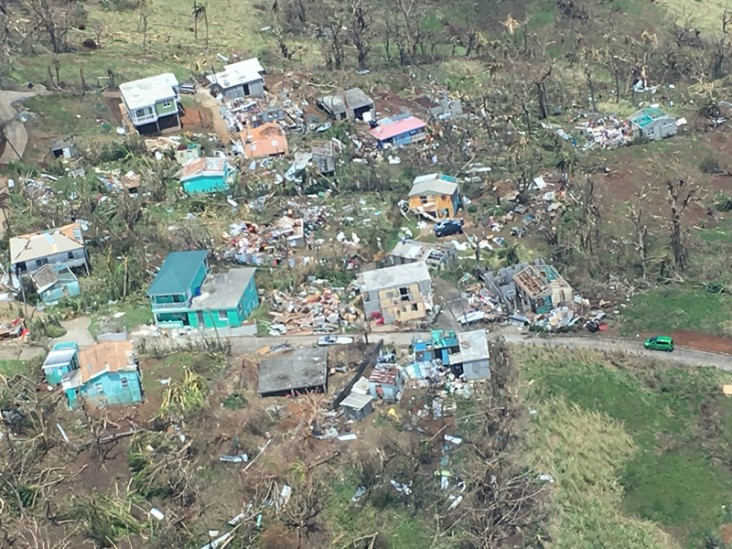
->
[316,335,354,346]
[644,335,674,352]
[434,219,464,238]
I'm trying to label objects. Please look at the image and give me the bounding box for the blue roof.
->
[147,250,208,296]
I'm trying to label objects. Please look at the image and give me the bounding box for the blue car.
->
[434,219,464,238]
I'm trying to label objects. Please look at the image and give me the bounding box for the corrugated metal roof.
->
[370,115,426,141]
[147,250,208,296]
[9,223,85,265]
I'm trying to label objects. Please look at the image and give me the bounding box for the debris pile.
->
[266,284,361,334]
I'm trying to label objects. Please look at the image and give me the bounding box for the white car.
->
[316,335,354,347]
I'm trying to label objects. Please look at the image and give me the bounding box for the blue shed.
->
[62,340,142,409]
[368,364,404,402]
[42,342,79,385]
[179,156,236,194]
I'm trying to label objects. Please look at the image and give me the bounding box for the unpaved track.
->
[226,329,732,372]
[0,88,43,164]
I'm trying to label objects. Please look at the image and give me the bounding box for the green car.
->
[644,335,674,352]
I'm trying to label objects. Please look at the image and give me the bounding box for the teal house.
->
[62,340,142,409]
[179,156,236,194]
[42,341,79,385]
[147,250,259,329]
[30,264,81,305]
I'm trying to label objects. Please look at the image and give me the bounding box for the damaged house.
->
[206,57,265,100]
[412,329,490,380]
[389,239,456,270]
[407,173,461,219]
[241,122,289,159]
[178,156,236,194]
[10,223,88,275]
[311,140,338,175]
[627,107,677,141]
[147,250,259,329]
[359,261,433,325]
[512,263,573,313]
[62,340,142,409]
[119,73,181,134]
[30,264,80,305]
[317,88,375,121]
[415,94,463,119]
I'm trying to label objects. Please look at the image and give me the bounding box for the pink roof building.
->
[369,115,427,145]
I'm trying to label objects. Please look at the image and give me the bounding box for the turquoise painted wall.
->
[187,276,259,329]
[41,279,81,305]
[45,363,73,385]
[66,369,143,409]
[182,174,230,195]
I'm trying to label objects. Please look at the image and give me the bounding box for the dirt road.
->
[0,87,43,164]
[228,330,732,372]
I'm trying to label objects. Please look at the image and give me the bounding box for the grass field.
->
[518,347,732,547]
[621,286,732,336]
[0,359,29,378]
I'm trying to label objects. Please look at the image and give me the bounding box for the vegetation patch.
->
[519,347,732,547]
[621,286,732,336]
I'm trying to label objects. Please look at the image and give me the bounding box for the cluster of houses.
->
[113,59,435,198]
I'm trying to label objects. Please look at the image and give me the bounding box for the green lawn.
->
[0,359,29,378]
[620,286,732,336]
[25,94,118,137]
[519,347,732,547]
[89,303,153,338]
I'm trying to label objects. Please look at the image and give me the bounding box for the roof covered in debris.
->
[10,223,85,265]
[120,73,179,110]
[206,58,264,89]
[258,347,328,395]
[190,268,256,311]
[76,340,136,384]
[457,330,490,363]
[360,261,431,292]
[512,264,570,298]
[370,115,426,141]
[179,157,229,181]
[241,122,289,159]
[409,173,459,196]
[147,250,208,296]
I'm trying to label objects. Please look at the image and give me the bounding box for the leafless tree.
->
[666,178,697,271]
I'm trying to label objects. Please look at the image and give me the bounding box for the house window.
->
[95,383,104,394]
[35,259,47,268]
[67,251,74,260]
[420,196,429,204]
[162,99,172,108]
[411,303,419,311]
[135,108,147,118]
[399,287,410,302]
[120,378,129,388]
[218,310,228,321]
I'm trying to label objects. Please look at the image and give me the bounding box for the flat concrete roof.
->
[258,347,328,396]
[340,392,373,411]
[458,330,489,362]
[190,268,256,311]
[120,73,178,110]
[360,261,431,292]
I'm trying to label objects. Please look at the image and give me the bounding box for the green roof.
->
[147,250,208,296]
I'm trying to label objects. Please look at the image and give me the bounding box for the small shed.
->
[50,139,77,159]
[455,330,490,380]
[258,347,328,397]
[340,392,374,421]
[317,88,375,121]
[206,58,265,100]
[628,108,677,141]
[368,364,404,401]
[42,341,79,385]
